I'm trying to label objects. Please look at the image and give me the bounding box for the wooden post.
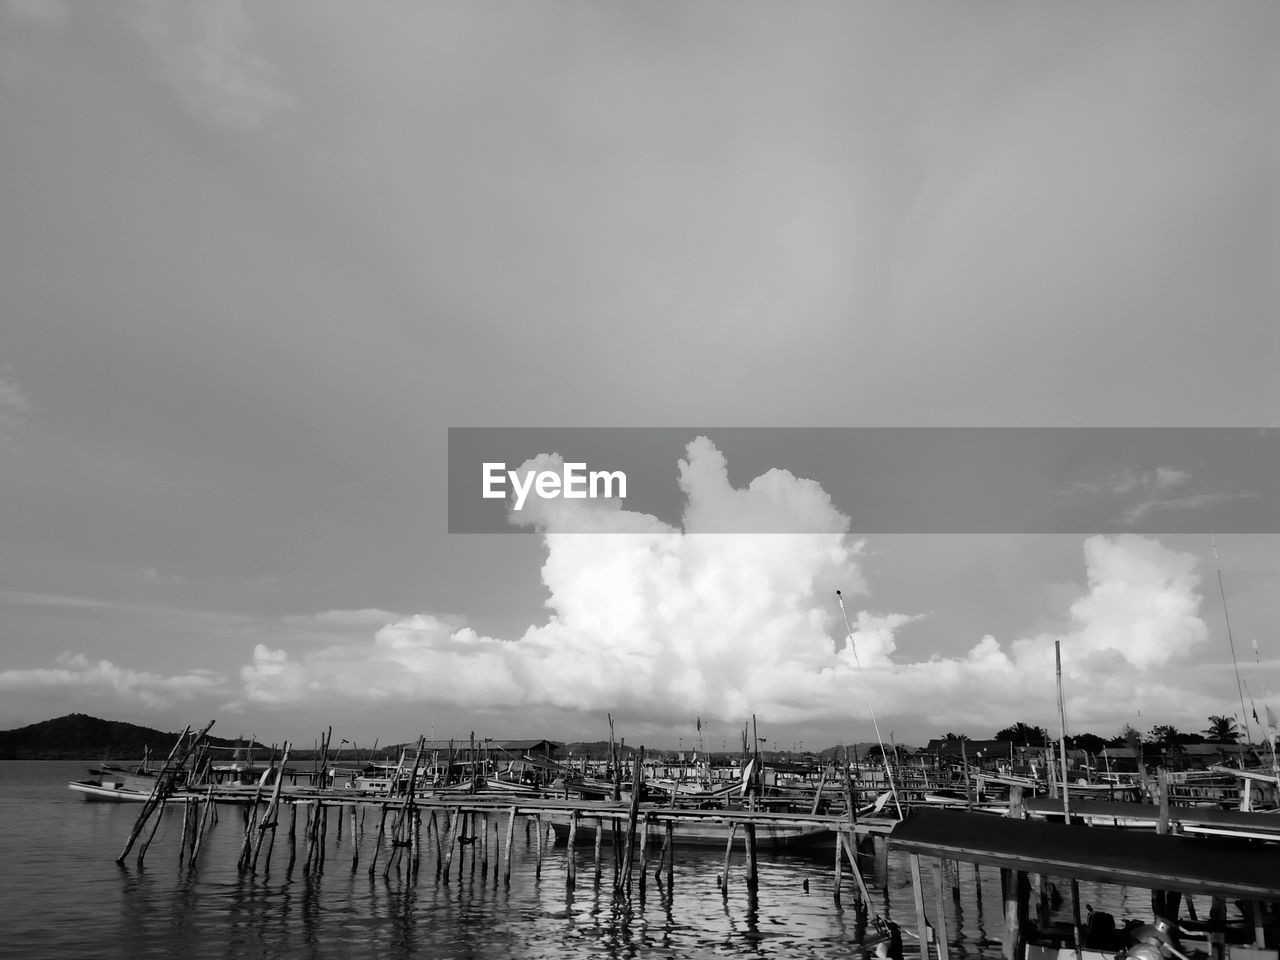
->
[502,807,517,886]
[117,722,211,864]
[910,854,932,960]
[1157,768,1170,834]
[251,742,291,873]
[593,815,602,883]
[190,787,215,868]
[287,801,298,873]
[350,805,360,874]
[618,747,644,898]
[1070,879,1083,960]
[933,859,951,960]
[566,811,578,890]
[637,815,649,898]
[843,745,858,824]
[664,821,674,894]
[1001,868,1030,960]
[833,830,843,906]
[1210,897,1227,960]
[743,821,758,891]
[368,804,389,878]
[534,814,544,880]
[721,821,739,897]
[841,831,873,906]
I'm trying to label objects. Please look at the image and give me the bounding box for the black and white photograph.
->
[1,2,1277,958]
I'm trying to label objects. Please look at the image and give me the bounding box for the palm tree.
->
[942,732,970,742]
[1202,715,1240,744]
[995,722,1049,746]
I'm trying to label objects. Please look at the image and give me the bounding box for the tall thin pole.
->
[1213,536,1254,744]
[837,590,903,818]
[1056,641,1070,820]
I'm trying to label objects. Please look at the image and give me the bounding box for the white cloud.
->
[1121,492,1259,526]
[236,439,1222,736]
[0,653,225,709]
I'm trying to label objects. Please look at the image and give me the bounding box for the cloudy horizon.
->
[2,1,1276,752]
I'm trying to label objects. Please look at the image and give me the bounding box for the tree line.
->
[936,715,1245,753]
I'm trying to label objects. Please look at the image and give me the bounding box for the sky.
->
[1,0,1276,753]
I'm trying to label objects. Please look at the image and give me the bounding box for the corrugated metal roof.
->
[888,808,1280,901]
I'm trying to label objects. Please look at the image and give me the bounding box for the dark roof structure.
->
[889,808,1280,901]
[1022,797,1280,839]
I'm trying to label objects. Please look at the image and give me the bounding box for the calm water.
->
[0,762,1146,960]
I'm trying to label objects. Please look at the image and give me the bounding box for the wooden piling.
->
[933,859,951,960]
[593,815,603,883]
[251,742,292,874]
[664,821,673,893]
[1001,867,1030,960]
[637,815,649,898]
[910,854,932,960]
[743,821,758,891]
[618,747,644,898]
[534,814,544,880]
[350,805,360,874]
[833,830,843,906]
[368,804,389,878]
[566,811,578,890]
[502,807,517,886]
[117,721,212,865]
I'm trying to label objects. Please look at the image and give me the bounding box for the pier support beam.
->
[1001,867,1030,960]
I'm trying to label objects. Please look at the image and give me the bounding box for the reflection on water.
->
[3,763,1149,960]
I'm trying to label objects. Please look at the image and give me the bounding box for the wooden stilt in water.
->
[933,858,951,960]
[617,747,644,899]
[117,722,210,865]
[719,822,738,897]
[441,808,460,882]
[251,742,292,874]
[664,821,673,896]
[1001,867,1030,960]
[368,804,389,878]
[637,815,649,899]
[743,821,758,891]
[833,830,843,906]
[287,802,298,873]
[910,854,932,960]
[534,814,544,880]
[190,788,215,869]
[841,831,872,906]
[136,794,169,867]
[350,805,360,874]
[593,816,603,884]
[565,811,578,891]
[502,807,517,886]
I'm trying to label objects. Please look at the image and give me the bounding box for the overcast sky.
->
[1,0,1276,752]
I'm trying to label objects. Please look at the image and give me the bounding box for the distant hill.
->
[0,713,266,760]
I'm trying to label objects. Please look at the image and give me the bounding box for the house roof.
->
[888,808,1280,901]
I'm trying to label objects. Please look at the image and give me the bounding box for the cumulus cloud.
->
[237,438,1218,735]
[0,652,225,709]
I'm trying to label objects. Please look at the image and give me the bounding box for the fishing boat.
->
[68,766,187,803]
